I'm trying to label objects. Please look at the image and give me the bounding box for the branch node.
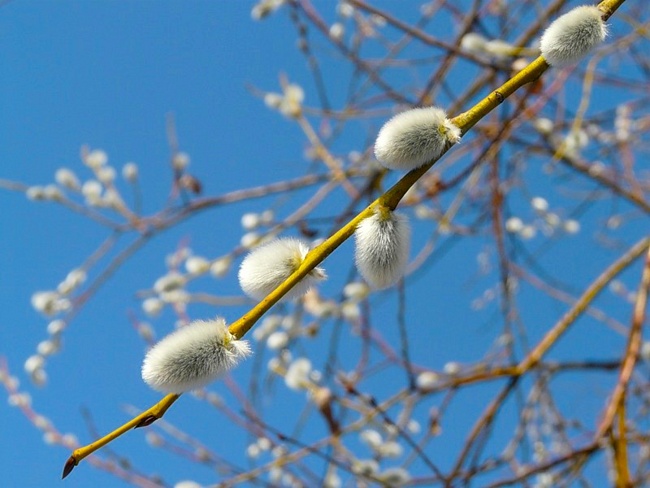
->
[134,414,158,429]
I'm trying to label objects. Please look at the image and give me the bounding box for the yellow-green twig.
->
[62,394,180,478]
[610,398,631,488]
[597,244,650,439]
[517,237,650,374]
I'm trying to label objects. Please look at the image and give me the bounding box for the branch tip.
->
[61,456,77,479]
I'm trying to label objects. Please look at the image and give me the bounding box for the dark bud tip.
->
[61,456,77,479]
[179,174,202,194]
[134,414,157,429]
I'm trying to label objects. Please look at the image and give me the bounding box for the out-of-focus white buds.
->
[329,22,345,41]
[142,318,251,393]
[377,467,411,485]
[122,162,139,182]
[238,237,326,301]
[172,152,190,171]
[540,5,607,67]
[55,168,80,191]
[374,107,461,171]
[284,358,312,390]
[82,180,103,205]
[460,33,487,54]
[185,256,210,275]
[84,149,108,169]
[251,0,285,20]
[210,256,231,278]
[354,206,410,289]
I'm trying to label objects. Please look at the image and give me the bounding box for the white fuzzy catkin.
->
[142,318,251,393]
[238,237,326,301]
[540,5,607,67]
[374,107,461,171]
[354,207,410,289]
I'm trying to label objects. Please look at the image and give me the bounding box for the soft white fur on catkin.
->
[374,107,461,171]
[238,237,326,301]
[354,208,410,289]
[540,5,607,67]
[142,318,251,393]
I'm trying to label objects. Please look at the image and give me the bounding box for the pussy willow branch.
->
[512,263,628,335]
[298,0,414,106]
[596,244,650,439]
[448,378,519,483]
[228,54,553,340]
[348,0,493,68]
[543,141,650,214]
[0,179,122,229]
[611,400,631,487]
[445,239,650,482]
[63,0,629,477]
[62,393,180,478]
[615,290,650,482]
[421,235,649,391]
[470,238,649,487]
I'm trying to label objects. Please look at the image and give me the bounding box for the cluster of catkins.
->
[139,4,608,395]
[363,105,462,288]
[141,238,327,393]
[140,105,461,393]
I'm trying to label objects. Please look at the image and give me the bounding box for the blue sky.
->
[1,1,647,487]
